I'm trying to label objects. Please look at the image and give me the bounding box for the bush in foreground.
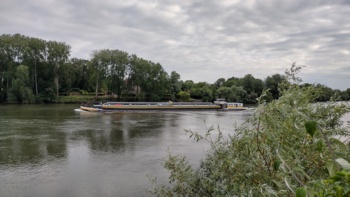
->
[150,65,350,196]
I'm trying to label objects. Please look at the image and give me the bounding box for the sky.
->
[1,0,349,90]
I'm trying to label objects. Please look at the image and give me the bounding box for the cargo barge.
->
[77,99,247,112]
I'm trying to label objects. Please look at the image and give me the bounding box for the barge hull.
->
[101,105,221,110]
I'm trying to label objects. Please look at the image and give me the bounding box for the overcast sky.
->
[1,0,349,90]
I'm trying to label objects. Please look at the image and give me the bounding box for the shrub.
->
[150,65,350,196]
[80,90,89,95]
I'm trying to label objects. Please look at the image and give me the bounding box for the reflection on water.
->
[0,104,253,196]
[0,105,68,165]
[0,131,66,165]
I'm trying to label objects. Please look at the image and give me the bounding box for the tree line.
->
[1,34,350,103]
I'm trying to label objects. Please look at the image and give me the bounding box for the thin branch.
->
[276,149,303,186]
[256,115,272,176]
[318,126,335,161]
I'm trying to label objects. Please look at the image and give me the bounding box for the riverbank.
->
[55,95,98,103]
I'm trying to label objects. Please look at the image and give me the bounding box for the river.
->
[0,104,253,197]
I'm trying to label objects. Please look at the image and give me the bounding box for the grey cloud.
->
[0,0,349,90]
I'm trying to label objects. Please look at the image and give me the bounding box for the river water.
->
[0,104,253,197]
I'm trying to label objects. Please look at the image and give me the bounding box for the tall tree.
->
[23,37,46,96]
[107,50,129,99]
[58,62,76,93]
[191,82,211,100]
[90,49,108,99]
[0,34,26,94]
[169,71,182,100]
[240,74,255,94]
[265,73,285,100]
[214,78,226,89]
[69,58,90,91]
[200,85,213,102]
[224,76,239,87]
[127,55,145,100]
[142,62,169,101]
[240,74,264,103]
[216,86,233,101]
[46,41,71,97]
[314,84,334,102]
[182,80,194,92]
[231,85,247,102]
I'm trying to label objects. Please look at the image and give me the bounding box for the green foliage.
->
[312,159,350,196]
[46,40,71,97]
[200,86,213,102]
[182,80,194,92]
[56,95,97,103]
[190,83,213,101]
[215,86,233,101]
[231,85,247,102]
[126,56,169,101]
[106,49,129,99]
[0,34,72,103]
[224,76,239,87]
[169,71,182,100]
[239,74,264,103]
[59,63,76,93]
[150,66,350,196]
[213,78,226,89]
[295,187,307,197]
[265,73,285,100]
[8,65,34,103]
[0,89,6,102]
[304,121,317,137]
[80,90,89,95]
[178,91,190,102]
[314,84,335,102]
